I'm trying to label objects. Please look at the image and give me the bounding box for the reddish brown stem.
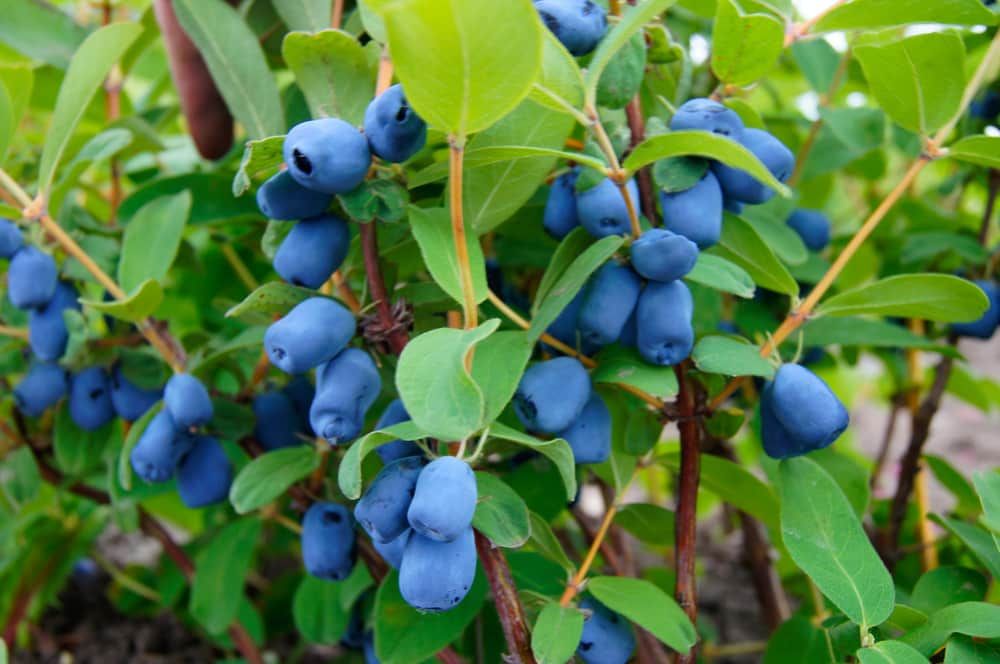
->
[672,362,700,664]
[625,97,656,224]
[978,170,1000,248]
[360,221,409,355]
[475,532,536,664]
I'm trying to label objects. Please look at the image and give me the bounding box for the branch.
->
[672,362,700,664]
[475,533,536,664]
[625,97,657,223]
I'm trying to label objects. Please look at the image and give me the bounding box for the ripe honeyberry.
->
[543,169,580,239]
[177,436,233,508]
[29,281,79,361]
[265,297,355,374]
[636,280,694,366]
[577,597,636,664]
[310,348,381,445]
[363,84,427,163]
[577,262,642,346]
[69,367,115,431]
[355,455,424,543]
[363,632,379,664]
[283,118,371,195]
[630,229,699,283]
[534,0,607,56]
[786,209,832,252]
[253,390,303,450]
[273,214,350,289]
[578,178,640,239]
[407,456,477,543]
[130,410,193,483]
[109,366,162,422]
[301,501,357,581]
[951,280,1000,339]
[670,98,745,139]
[760,364,849,459]
[256,170,333,221]
[556,393,611,464]
[373,399,422,463]
[399,527,476,612]
[164,373,213,429]
[0,218,23,259]
[8,246,58,310]
[661,171,724,249]
[713,128,794,205]
[374,529,410,570]
[14,362,68,417]
[514,357,591,433]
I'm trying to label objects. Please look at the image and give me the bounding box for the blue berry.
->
[69,367,115,431]
[373,399,422,463]
[407,456,477,543]
[670,98,745,139]
[310,348,382,445]
[130,410,193,483]
[110,366,162,422]
[577,597,636,664]
[273,214,350,289]
[302,501,357,581]
[514,357,591,433]
[0,218,23,259]
[399,527,476,612]
[265,297,356,374]
[355,455,424,543]
[630,229,699,283]
[661,171,724,249]
[760,364,849,459]
[14,362,68,417]
[578,178,640,239]
[543,170,580,239]
[374,529,410,570]
[256,170,332,221]
[534,0,607,57]
[28,281,79,361]
[177,436,233,508]
[786,209,831,252]
[635,280,694,366]
[951,280,1000,339]
[577,263,642,346]
[713,128,794,205]
[164,373,213,429]
[283,119,371,195]
[363,84,427,163]
[8,246,58,310]
[253,390,303,450]
[556,393,611,464]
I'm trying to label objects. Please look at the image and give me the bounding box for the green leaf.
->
[409,206,489,306]
[857,640,931,664]
[173,0,285,139]
[692,335,775,379]
[945,635,1000,663]
[534,227,598,314]
[471,331,533,424]
[932,515,1000,579]
[686,253,756,298]
[450,145,608,175]
[80,279,163,323]
[338,422,426,500]
[532,603,584,664]
[815,274,990,322]
[814,0,997,32]
[121,173,258,226]
[54,404,120,477]
[283,29,375,126]
[810,447,871,517]
[527,511,575,572]
[615,503,675,545]
[584,0,678,106]
[972,470,1000,548]
[948,136,1000,170]
[37,22,142,195]
[800,317,959,355]
[376,0,543,136]
[854,32,965,137]
[118,191,191,294]
[530,29,585,114]
[490,422,577,501]
[716,215,798,296]
[292,575,350,644]
[779,457,895,628]
[624,131,791,197]
[0,0,88,69]
[911,566,987,615]
[596,33,646,109]
[232,136,285,197]
[374,569,487,664]
[763,615,836,664]
[711,0,784,86]
[592,345,679,400]
[473,472,531,548]
[902,602,1000,656]
[273,0,333,32]
[118,404,162,491]
[924,457,980,517]
[661,452,779,530]
[586,576,696,653]
[190,518,262,634]
[529,235,625,341]
[0,79,13,163]
[396,321,497,441]
[337,178,409,223]
[224,282,314,324]
[229,446,319,514]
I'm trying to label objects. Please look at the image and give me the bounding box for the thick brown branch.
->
[672,362,701,664]
[475,532,536,664]
[360,221,409,355]
[625,97,656,224]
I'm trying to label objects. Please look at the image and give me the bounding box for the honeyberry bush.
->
[3,0,1000,662]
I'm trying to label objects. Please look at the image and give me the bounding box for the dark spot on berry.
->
[515,394,537,420]
[599,217,618,228]
[395,103,410,124]
[323,509,343,524]
[538,10,560,33]
[89,387,104,400]
[272,347,286,360]
[582,1,596,14]
[580,641,593,652]
[292,148,313,175]
[291,277,305,287]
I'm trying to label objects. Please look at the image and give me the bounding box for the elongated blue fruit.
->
[514,357,591,433]
[399,527,477,612]
[951,280,1000,339]
[256,170,332,221]
[543,169,580,239]
[374,399,422,463]
[577,263,642,346]
[110,366,162,422]
[164,373,213,429]
[273,214,350,289]
[310,348,382,445]
[69,367,115,431]
[0,218,23,259]
[407,456,476,543]
[660,171,723,249]
[283,375,315,436]
[556,393,611,464]
[713,128,794,205]
[14,363,68,417]
[630,229,699,283]
[669,98,745,139]
[373,529,410,570]
[363,84,427,163]
[355,455,424,543]
[786,209,831,252]
[302,501,357,581]
[363,631,379,664]
[253,390,302,450]
[130,410,194,483]
[577,597,636,664]
[577,178,640,239]
[635,280,694,366]
[533,0,607,56]
[177,436,232,508]
[8,246,58,310]
[283,118,371,195]
[760,364,849,459]
[265,297,355,374]
[29,281,79,361]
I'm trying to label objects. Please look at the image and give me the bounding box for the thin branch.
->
[475,533,536,664]
[360,221,409,355]
[625,97,657,223]
[220,244,259,292]
[672,362,701,664]
[870,395,904,491]
[331,0,344,29]
[448,140,479,330]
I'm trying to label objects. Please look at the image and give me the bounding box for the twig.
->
[788,50,851,187]
[870,395,904,491]
[360,221,408,355]
[220,244,259,292]
[448,139,479,330]
[782,0,849,46]
[474,533,536,664]
[625,97,656,223]
[333,269,362,313]
[672,362,700,664]
[0,325,28,340]
[571,506,626,575]
[331,0,344,29]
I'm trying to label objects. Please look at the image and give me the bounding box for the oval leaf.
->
[229,446,320,514]
[532,603,584,664]
[283,29,375,125]
[586,576,697,654]
[118,191,191,293]
[473,472,531,548]
[815,274,991,322]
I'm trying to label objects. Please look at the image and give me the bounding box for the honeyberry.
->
[543,169,580,239]
[109,366,162,422]
[670,98,745,139]
[630,229,699,283]
[407,456,477,543]
[556,393,611,464]
[577,178,640,239]
[399,527,476,612]
[951,280,1000,339]
[577,597,636,664]
[265,297,355,374]
[256,170,332,221]
[177,436,233,508]
[534,0,607,57]
[373,529,410,570]
[164,373,213,429]
[273,214,350,289]
[310,348,382,445]
[8,246,58,310]
[760,364,849,459]
[253,390,303,450]
[577,262,642,346]
[130,410,193,483]
[0,218,23,259]
[363,84,427,163]
[283,118,371,195]
[14,362,68,417]
[355,455,424,543]
[786,209,831,252]
[69,367,115,431]
[713,128,794,205]
[514,357,591,433]
[661,170,724,249]
[373,399,422,463]
[28,281,79,361]
[301,501,357,581]
[635,280,694,366]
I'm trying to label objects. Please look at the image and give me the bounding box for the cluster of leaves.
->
[1,0,1000,663]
